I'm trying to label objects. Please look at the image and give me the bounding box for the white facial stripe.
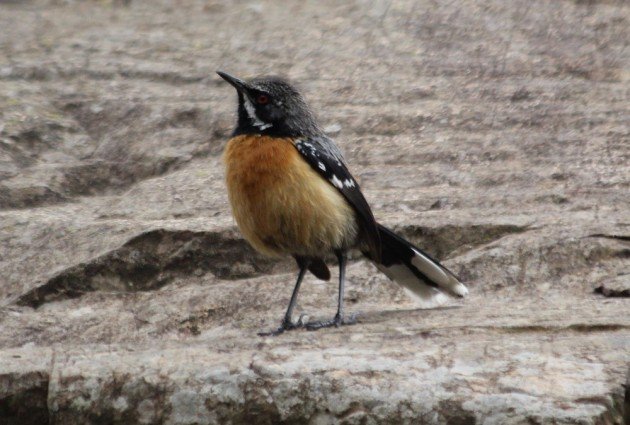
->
[243,97,272,130]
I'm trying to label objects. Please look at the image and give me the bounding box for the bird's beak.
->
[216,71,249,94]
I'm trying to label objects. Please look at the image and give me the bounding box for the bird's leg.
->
[306,251,357,331]
[258,262,308,336]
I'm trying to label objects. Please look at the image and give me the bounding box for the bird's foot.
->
[305,312,358,331]
[258,314,306,337]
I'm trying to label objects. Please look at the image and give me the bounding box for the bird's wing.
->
[294,136,381,262]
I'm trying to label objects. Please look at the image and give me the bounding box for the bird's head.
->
[217,71,320,138]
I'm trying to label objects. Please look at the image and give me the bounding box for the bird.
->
[217,71,468,335]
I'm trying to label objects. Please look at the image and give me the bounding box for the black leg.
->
[335,250,347,321]
[258,260,309,336]
[306,251,357,331]
[282,264,307,326]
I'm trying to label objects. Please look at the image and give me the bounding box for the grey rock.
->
[0,0,629,424]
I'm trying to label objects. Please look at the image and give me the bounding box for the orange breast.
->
[224,135,296,206]
[223,134,357,257]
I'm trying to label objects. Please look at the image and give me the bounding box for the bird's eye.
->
[256,94,269,105]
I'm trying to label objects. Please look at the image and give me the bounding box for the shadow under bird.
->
[217,71,468,335]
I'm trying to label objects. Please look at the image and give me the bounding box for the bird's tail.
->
[366,224,468,304]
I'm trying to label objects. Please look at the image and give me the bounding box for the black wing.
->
[294,136,381,262]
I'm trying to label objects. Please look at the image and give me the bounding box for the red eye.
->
[257,94,269,104]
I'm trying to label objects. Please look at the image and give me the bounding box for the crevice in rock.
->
[594,285,630,298]
[58,157,183,197]
[390,223,530,259]
[0,185,69,210]
[0,96,229,211]
[404,323,630,336]
[14,221,517,308]
[16,229,292,309]
[0,372,50,425]
[49,98,223,192]
[437,400,476,425]
[589,234,630,242]
[593,382,629,425]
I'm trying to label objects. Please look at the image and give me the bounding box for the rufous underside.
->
[224,135,358,257]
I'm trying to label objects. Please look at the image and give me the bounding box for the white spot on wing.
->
[330,175,343,189]
[344,179,355,188]
[318,162,326,171]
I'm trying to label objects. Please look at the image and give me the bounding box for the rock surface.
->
[0,0,629,424]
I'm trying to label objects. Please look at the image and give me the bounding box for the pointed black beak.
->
[216,71,249,93]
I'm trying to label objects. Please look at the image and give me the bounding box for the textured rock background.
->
[0,0,628,423]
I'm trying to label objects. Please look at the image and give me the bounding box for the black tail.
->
[365,224,468,301]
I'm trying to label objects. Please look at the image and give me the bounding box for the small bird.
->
[218,71,468,335]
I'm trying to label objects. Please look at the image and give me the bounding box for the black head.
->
[217,71,322,138]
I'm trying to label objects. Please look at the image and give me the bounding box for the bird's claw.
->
[258,314,307,337]
[305,312,358,331]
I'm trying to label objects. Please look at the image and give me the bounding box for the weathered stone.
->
[0,0,628,424]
